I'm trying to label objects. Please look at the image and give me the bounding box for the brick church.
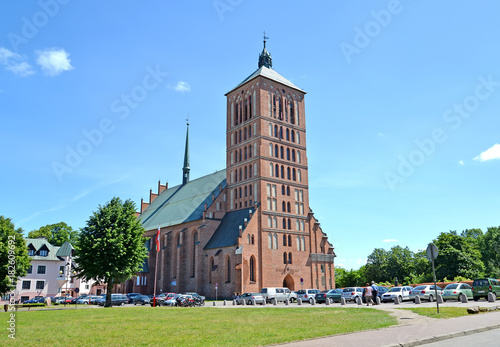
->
[122,39,336,299]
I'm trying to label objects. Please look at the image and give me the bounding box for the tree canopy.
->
[74,197,148,307]
[336,225,499,287]
[0,216,31,296]
[28,222,78,246]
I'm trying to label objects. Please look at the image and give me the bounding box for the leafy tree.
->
[0,216,31,296]
[434,231,484,280]
[28,222,78,246]
[365,248,389,283]
[335,266,367,287]
[479,226,500,277]
[75,197,148,307]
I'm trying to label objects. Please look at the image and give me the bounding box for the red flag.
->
[156,226,160,252]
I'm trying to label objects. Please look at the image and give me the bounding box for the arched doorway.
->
[282,274,295,291]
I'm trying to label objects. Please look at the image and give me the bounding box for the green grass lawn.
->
[1,306,396,346]
[399,307,470,319]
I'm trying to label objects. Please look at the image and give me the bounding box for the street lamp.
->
[59,261,74,306]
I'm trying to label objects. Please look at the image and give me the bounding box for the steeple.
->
[258,32,272,69]
[182,122,190,185]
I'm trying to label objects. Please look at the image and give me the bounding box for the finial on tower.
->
[258,32,272,69]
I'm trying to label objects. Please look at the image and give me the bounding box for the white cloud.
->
[0,47,34,77]
[473,144,500,162]
[36,48,73,76]
[174,81,190,92]
[459,160,464,166]
[383,239,398,243]
[377,132,386,137]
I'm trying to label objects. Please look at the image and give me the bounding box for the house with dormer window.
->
[14,238,94,302]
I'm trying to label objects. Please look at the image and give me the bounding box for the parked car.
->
[260,287,294,303]
[362,286,388,303]
[289,291,298,303]
[24,297,44,304]
[53,297,67,304]
[96,294,126,306]
[315,289,342,304]
[472,278,500,301]
[159,293,177,306]
[381,286,413,303]
[73,295,88,304]
[133,295,151,305]
[341,287,364,303]
[409,285,443,302]
[442,283,473,301]
[236,293,266,305]
[164,294,181,306]
[297,289,321,303]
[127,293,141,304]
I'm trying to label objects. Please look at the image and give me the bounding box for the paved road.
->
[422,327,500,347]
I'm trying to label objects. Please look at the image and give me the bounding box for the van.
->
[472,278,500,301]
[260,287,293,303]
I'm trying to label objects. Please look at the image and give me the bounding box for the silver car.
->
[409,285,443,302]
[341,287,364,302]
[236,293,266,305]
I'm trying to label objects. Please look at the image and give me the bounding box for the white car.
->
[381,286,413,303]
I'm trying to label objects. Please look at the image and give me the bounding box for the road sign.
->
[426,244,438,261]
[74,288,79,293]
[300,278,303,283]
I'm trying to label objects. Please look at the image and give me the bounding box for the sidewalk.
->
[281,307,500,347]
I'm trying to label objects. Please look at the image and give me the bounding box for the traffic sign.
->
[300,278,303,283]
[426,244,438,261]
[74,288,79,293]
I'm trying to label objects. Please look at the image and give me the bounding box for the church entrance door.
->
[282,274,294,291]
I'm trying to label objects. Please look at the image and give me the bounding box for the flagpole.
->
[153,225,160,307]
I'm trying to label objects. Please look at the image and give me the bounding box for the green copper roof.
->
[26,238,65,261]
[56,241,74,257]
[139,170,226,231]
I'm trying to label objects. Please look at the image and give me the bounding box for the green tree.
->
[434,231,484,280]
[479,226,500,277]
[365,248,389,283]
[385,245,415,284]
[75,197,148,307]
[28,222,78,246]
[0,216,31,296]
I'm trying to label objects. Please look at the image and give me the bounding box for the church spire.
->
[182,121,190,185]
[258,32,272,69]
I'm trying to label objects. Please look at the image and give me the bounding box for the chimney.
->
[248,209,253,219]
[244,218,248,227]
[238,225,242,237]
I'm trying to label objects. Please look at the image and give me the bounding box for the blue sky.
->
[1,1,499,271]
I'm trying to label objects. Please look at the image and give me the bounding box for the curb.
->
[385,323,500,347]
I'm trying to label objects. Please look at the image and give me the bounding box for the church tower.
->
[225,37,333,292]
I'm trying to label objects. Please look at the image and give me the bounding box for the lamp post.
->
[59,261,74,307]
